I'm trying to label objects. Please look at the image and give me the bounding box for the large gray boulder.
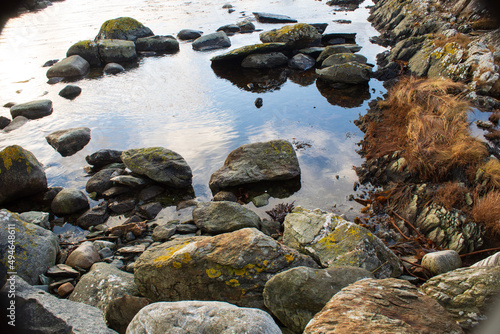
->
[264,266,373,333]
[46,55,90,78]
[95,17,153,41]
[121,147,192,189]
[283,206,402,278]
[259,23,321,49]
[209,139,300,193]
[97,39,137,63]
[134,228,318,309]
[0,145,47,205]
[0,210,59,286]
[0,276,117,334]
[192,31,231,51]
[51,188,90,216]
[10,99,53,120]
[127,301,281,334]
[67,40,101,66]
[241,52,289,69]
[192,201,261,234]
[135,35,179,53]
[45,127,91,157]
[316,62,372,84]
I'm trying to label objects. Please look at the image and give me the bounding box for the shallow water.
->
[0,0,388,218]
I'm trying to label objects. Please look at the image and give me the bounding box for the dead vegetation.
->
[471,190,500,236]
[433,33,472,49]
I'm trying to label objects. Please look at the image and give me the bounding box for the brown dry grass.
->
[481,158,500,189]
[489,111,500,125]
[433,33,472,49]
[471,190,500,235]
[365,77,489,182]
[434,182,467,210]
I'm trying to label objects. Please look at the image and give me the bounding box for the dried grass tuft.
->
[434,182,467,210]
[471,190,500,236]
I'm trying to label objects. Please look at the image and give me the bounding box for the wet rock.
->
[192,201,261,234]
[288,53,316,70]
[316,44,361,63]
[110,175,148,188]
[0,116,10,129]
[0,145,47,205]
[43,59,59,67]
[304,278,464,334]
[65,241,100,270]
[254,97,264,108]
[97,39,137,63]
[58,84,82,99]
[104,62,125,74]
[209,140,300,193]
[217,24,241,34]
[260,23,321,49]
[253,12,297,23]
[77,203,110,229]
[1,116,28,132]
[121,147,193,189]
[177,29,203,40]
[0,210,59,285]
[67,40,101,66]
[420,266,500,331]
[138,185,164,201]
[321,52,367,67]
[57,282,74,297]
[135,35,179,53]
[316,62,372,84]
[213,190,238,202]
[51,188,89,216]
[137,202,162,219]
[0,276,117,334]
[192,31,231,51]
[283,206,403,278]
[86,149,123,168]
[95,17,153,41]
[321,32,356,45]
[45,127,91,157]
[10,99,53,119]
[86,168,122,195]
[18,211,50,229]
[127,301,281,334]
[210,42,287,63]
[310,23,328,34]
[109,198,136,214]
[421,250,462,275]
[241,52,289,68]
[105,295,150,334]
[46,55,90,78]
[264,266,373,333]
[134,228,318,309]
[237,20,256,33]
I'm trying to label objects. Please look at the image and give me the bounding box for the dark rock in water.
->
[237,20,255,33]
[138,185,165,202]
[260,23,322,49]
[46,55,90,78]
[135,35,179,53]
[46,127,91,157]
[108,198,136,214]
[58,85,82,100]
[210,43,287,63]
[86,149,123,167]
[3,102,15,108]
[10,99,52,120]
[95,17,154,41]
[43,59,59,67]
[67,40,101,66]
[139,51,156,57]
[321,33,356,45]
[327,0,363,4]
[105,295,150,334]
[333,19,352,24]
[213,191,238,202]
[372,61,400,81]
[0,116,11,129]
[316,80,371,108]
[192,31,231,51]
[316,62,372,84]
[76,202,109,229]
[252,12,298,23]
[2,116,28,132]
[310,23,328,34]
[51,188,90,216]
[47,77,64,84]
[0,146,47,205]
[288,53,316,70]
[217,24,241,35]
[86,168,122,195]
[321,53,367,67]
[177,29,203,40]
[255,97,263,108]
[241,52,289,69]
[97,39,137,63]
[137,202,163,220]
[104,62,125,74]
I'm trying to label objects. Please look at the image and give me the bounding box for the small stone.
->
[255,97,263,108]
[0,116,11,129]
[138,202,163,219]
[251,193,270,207]
[57,282,74,297]
[58,85,82,100]
[213,191,238,202]
[98,247,114,259]
[51,188,90,216]
[152,225,177,242]
[65,241,100,270]
[177,29,203,40]
[104,63,125,74]
[45,127,91,157]
[421,250,462,275]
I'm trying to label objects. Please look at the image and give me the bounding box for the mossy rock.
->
[316,61,372,84]
[259,23,321,49]
[210,43,287,63]
[95,17,154,41]
[97,39,137,63]
[67,40,101,66]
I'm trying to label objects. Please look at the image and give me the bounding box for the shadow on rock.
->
[316,80,371,108]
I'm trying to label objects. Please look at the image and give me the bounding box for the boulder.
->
[65,241,100,270]
[10,99,53,120]
[421,250,462,275]
[134,228,318,309]
[2,116,28,132]
[104,62,125,74]
[177,29,203,40]
[263,266,373,333]
[105,295,150,334]
[51,188,89,215]
[316,44,361,63]
[192,201,261,234]
[217,24,241,34]
[46,55,90,78]
[192,31,231,51]
[135,35,179,53]
[283,207,403,278]
[67,40,101,66]
[127,301,282,334]
[420,266,500,331]
[321,52,367,67]
[237,20,256,33]
[288,53,316,70]
[0,210,59,286]
[253,12,298,23]
[0,145,47,205]
[95,17,153,41]
[304,278,464,334]
[121,147,193,189]
[45,127,91,157]
[241,52,289,68]
[209,140,300,193]
[58,84,82,99]
[316,62,372,84]
[86,149,123,167]
[97,39,137,63]
[210,43,288,63]
[0,116,10,129]
[259,23,321,49]
[86,168,122,195]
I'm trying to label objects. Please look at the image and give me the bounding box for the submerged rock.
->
[288,53,316,70]
[46,55,90,78]
[10,99,53,120]
[45,127,91,157]
[259,23,321,49]
[95,17,153,41]
[192,31,231,51]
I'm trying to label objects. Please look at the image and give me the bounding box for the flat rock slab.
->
[46,55,89,78]
[253,12,298,23]
[10,99,53,120]
[211,43,287,63]
[46,127,91,157]
[192,31,231,51]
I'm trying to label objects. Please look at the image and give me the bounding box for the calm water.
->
[0,0,387,218]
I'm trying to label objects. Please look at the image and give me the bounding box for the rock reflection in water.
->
[316,80,371,108]
[287,69,317,87]
[218,177,301,204]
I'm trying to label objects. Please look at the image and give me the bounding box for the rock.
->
[421,250,462,275]
[321,52,367,67]
[86,168,122,195]
[137,202,162,219]
[69,262,138,313]
[192,201,261,234]
[10,99,53,119]
[152,225,176,242]
[46,264,80,278]
[254,97,264,108]
[97,39,137,63]
[46,55,90,78]
[472,251,500,266]
[121,147,193,188]
[0,276,117,334]
[241,52,289,68]
[57,282,74,297]
[0,145,47,205]
[213,190,238,202]
[110,175,148,188]
[46,127,91,157]
[217,24,241,34]
[288,53,316,70]
[0,116,11,129]
[65,241,101,270]
[177,29,203,40]
[67,40,101,66]
[251,193,270,207]
[253,12,298,23]
[134,228,318,309]
[209,140,300,193]
[2,116,28,132]
[321,32,356,45]
[51,188,89,215]
[192,31,231,51]
[104,62,125,74]
[43,59,59,67]
[259,23,321,49]
[109,198,136,214]
[18,211,50,229]
[316,62,372,84]
[86,149,123,167]
[105,295,150,334]
[127,301,282,334]
[138,185,164,201]
[263,266,373,333]
[310,23,328,34]
[135,35,179,53]
[95,17,153,41]
[76,202,110,229]
[210,43,288,63]
[237,20,256,33]
[58,84,82,99]
[316,44,361,63]
[304,278,464,334]
[283,206,403,278]
[0,210,59,286]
